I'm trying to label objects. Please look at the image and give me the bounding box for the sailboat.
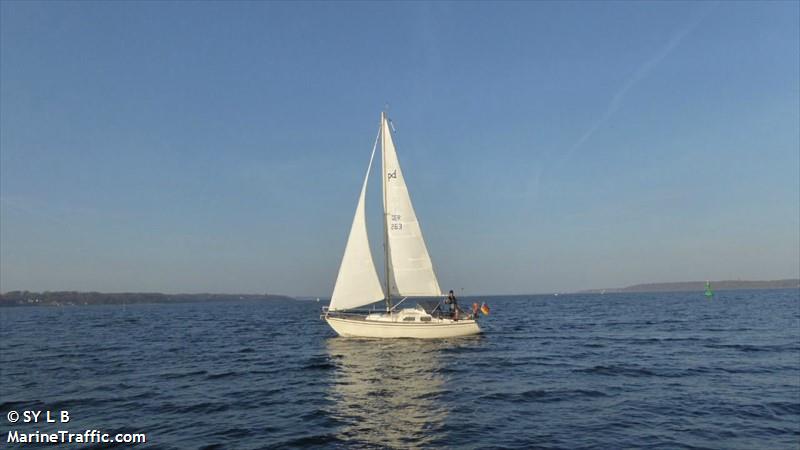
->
[704,281,714,298]
[322,112,481,338]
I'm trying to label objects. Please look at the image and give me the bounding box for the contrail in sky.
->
[558,3,719,166]
[524,4,718,202]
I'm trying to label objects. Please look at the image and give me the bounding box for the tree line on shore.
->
[0,291,295,307]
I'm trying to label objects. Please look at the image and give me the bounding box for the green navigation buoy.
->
[704,280,714,298]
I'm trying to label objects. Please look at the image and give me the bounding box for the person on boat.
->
[446,290,459,319]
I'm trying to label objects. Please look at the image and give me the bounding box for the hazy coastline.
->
[580,279,800,294]
[2,279,798,307]
[0,291,295,307]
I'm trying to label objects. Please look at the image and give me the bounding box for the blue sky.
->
[1,1,798,295]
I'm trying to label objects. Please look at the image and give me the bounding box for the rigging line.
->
[381,112,392,312]
[390,297,409,312]
[369,122,381,164]
[361,121,382,181]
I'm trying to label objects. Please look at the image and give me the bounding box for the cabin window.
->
[420,316,431,322]
[403,317,416,322]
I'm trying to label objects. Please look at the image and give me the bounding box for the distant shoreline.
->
[579,279,800,294]
[0,291,296,307]
[2,280,798,307]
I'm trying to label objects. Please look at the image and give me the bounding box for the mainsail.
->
[329,130,384,311]
[381,115,442,297]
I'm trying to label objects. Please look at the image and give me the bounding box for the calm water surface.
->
[1,290,799,449]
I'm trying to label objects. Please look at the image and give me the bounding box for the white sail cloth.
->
[329,131,385,311]
[330,114,443,311]
[381,116,442,297]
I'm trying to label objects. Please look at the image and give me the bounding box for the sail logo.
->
[387,170,397,180]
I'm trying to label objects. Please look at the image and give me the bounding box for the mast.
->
[381,111,392,312]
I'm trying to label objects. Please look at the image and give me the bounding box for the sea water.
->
[1,289,798,449]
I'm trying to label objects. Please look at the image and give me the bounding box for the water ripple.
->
[0,291,798,449]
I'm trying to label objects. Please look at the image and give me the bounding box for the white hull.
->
[325,315,481,339]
